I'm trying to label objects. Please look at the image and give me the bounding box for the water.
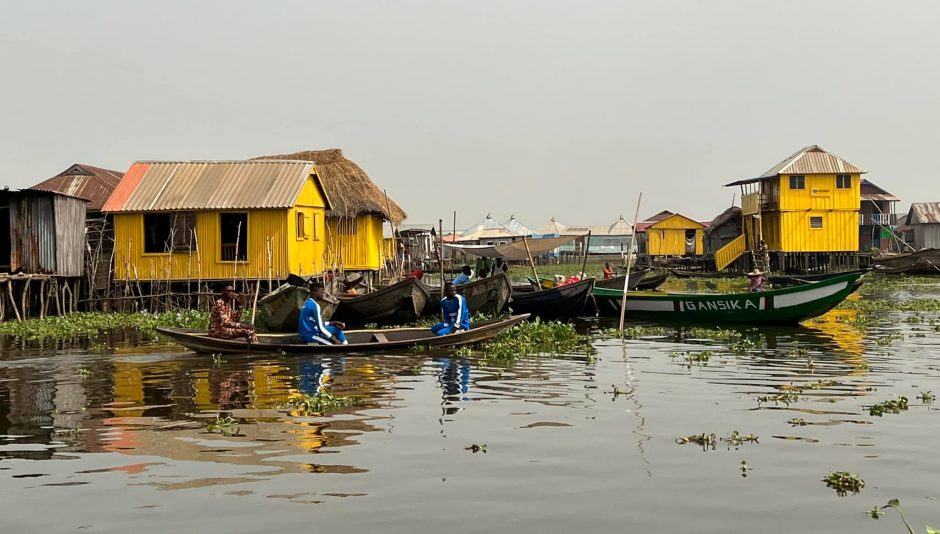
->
[2,283,939,533]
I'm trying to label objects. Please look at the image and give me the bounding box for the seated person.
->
[453,265,472,286]
[747,269,766,292]
[407,268,424,280]
[431,282,470,336]
[559,273,585,286]
[299,282,348,345]
[209,285,258,343]
[603,262,614,280]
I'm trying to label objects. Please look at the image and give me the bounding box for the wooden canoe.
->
[634,271,669,291]
[874,249,940,274]
[258,284,335,332]
[595,270,666,291]
[593,272,863,324]
[667,268,737,279]
[331,277,430,326]
[156,314,530,354]
[423,273,513,316]
[767,269,870,288]
[507,278,595,321]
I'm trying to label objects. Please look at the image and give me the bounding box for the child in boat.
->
[453,265,472,286]
[432,282,470,336]
[747,269,766,292]
[299,282,348,345]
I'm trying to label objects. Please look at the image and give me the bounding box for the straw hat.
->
[747,269,763,277]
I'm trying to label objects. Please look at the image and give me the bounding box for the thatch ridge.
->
[252,148,406,224]
[704,206,741,236]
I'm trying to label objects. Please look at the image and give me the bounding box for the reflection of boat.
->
[592,272,863,324]
[767,269,870,288]
[874,249,940,274]
[156,314,530,354]
[332,277,429,326]
[259,284,336,332]
[508,279,594,321]
[423,273,512,316]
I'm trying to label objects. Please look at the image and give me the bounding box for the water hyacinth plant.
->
[0,310,210,341]
[823,471,864,496]
[279,389,358,415]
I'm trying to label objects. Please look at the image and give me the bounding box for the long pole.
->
[580,230,592,278]
[438,218,446,286]
[522,235,540,290]
[619,193,643,334]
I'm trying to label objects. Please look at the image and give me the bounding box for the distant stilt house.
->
[723,145,863,273]
[644,212,705,257]
[252,149,406,271]
[29,163,123,307]
[703,206,742,258]
[905,203,940,250]
[102,160,332,288]
[859,179,899,252]
[634,210,674,255]
[0,189,88,320]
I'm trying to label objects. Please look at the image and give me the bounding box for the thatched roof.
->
[252,149,406,224]
[704,206,741,236]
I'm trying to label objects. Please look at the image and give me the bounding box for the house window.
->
[810,216,823,229]
[220,212,248,261]
[789,175,805,190]
[296,212,306,239]
[311,213,318,239]
[836,174,851,189]
[143,212,195,253]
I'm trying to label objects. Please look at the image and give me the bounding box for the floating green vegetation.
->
[480,320,590,363]
[839,298,940,313]
[670,350,713,367]
[675,430,758,450]
[919,391,935,404]
[211,354,225,367]
[824,471,864,496]
[870,498,939,534]
[727,336,760,355]
[757,393,799,406]
[465,443,487,453]
[206,415,240,437]
[279,390,358,415]
[869,396,909,417]
[740,460,750,478]
[598,325,668,339]
[875,332,905,346]
[0,310,210,341]
[788,418,807,426]
[453,346,474,358]
[685,327,746,341]
[77,367,92,379]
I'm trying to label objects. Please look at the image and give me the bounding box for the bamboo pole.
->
[6,281,21,322]
[250,270,262,325]
[233,221,242,286]
[620,193,644,334]
[580,230,592,279]
[522,235,541,290]
[438,219,445,286]
[266,236,273,293]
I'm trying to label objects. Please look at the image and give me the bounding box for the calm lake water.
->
[2,280,939,533]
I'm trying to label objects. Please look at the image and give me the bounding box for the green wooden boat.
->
[592,272,864,324]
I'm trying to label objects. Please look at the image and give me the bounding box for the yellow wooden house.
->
[721,145,863,271]
[252,149,407,271]
[102,160,332,281]
[646,213,705,256]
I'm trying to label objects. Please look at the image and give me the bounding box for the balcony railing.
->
[858,213,896,226]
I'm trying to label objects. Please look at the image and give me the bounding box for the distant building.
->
[703,206,742,257]
[458,215,533,245]
[859,179,899,252]
[906,203,940,250]
[0,189,87,277]
[645,212,705,257]
[561,216,634,256]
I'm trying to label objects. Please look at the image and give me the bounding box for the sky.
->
[2,0,938,232]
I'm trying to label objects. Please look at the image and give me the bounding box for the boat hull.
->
[156,314,530,354]
[258,284,336,332]
[332,277,430,326]
[508,278,594,321]
[874,249,940,274]
[423,273,513,317]
[767,269,870,288]
[593,272,863,324]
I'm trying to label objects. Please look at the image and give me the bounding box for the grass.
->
[0,310,210,341]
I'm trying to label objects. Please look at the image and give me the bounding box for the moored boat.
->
[331,277,430,326]
[767,269,870,288]
[423,273,512,316]
[156,314,530,354]
[595,271,667,291]
[874,249,940,275]
[258,284,335,332]
[508,278,595,321]
[634,271,669,291]
[592,272,863,324]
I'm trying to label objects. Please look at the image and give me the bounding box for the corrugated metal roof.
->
[759,145,865,178]
[28,163,123,212]
[860,178,900,202]
[909,203,940,224]
[103,160,326,212]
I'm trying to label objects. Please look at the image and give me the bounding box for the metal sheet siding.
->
[113,161,316,212]
[779,174,860,211]
[910,203,940,224]
[53,195,87,276]
[9,196,57,273]
[779,211,858,252]
[913,225,940,250]
[325,215,385,270]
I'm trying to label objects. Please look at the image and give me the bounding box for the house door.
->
[684,230,696,255]
[0,206,9,271]
[220,213,248,261]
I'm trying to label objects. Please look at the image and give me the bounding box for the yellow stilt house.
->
[253,149,407,271]
[646,213,705,256]
[102,160,331,281]
[723,145,863,272]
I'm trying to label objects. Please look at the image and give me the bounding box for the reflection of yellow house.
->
[104,160,332,280]
[253,149,407,271]
[646,213,705,256]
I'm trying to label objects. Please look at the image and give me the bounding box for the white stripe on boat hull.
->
[775,281,848,308]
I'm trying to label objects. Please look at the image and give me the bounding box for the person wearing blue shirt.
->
[453,265,472,286]
[299,282,348,345]
[431,282,471,336]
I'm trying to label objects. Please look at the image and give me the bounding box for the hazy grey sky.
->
[2,1,938,230]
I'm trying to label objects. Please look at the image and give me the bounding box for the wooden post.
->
[580,230,592,279]
[233,220,241,286]
[438,219,446,286]
[250,272,262,325]
[620,193,643,334]
[522,235,540,291]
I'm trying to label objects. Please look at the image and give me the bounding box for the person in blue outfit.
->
[299,282,348,345]
[431,282,471,336]
[453,265,472,286]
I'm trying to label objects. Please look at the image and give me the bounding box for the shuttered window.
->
[810,216,824,229]
[296,212,306,239]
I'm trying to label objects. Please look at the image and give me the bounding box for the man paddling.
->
[432,282,470,336]
[209,285,258,343]
[299,282,348,345]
